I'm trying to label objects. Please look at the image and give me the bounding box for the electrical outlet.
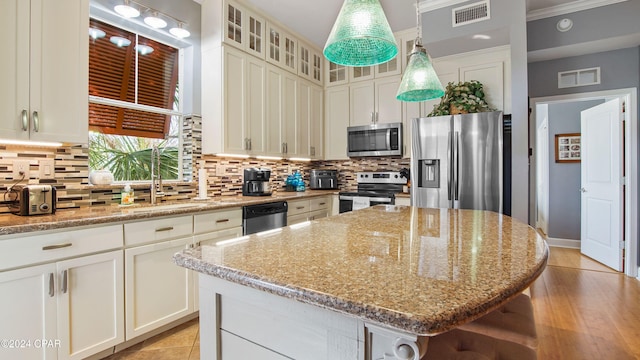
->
[13,160,31,180]
[39,159,55,180]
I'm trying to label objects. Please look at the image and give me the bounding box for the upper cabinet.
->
[326,61,349,86]
[298,41,323,86]
[267,23,297,74]
[223,0,266,59]
[350,77,403,126]
[0,0,88,144]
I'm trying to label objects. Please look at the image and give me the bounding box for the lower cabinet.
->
[124,237,193,340]
[287,197,330,225]
[0,250,124,360]
[395,197,411,206]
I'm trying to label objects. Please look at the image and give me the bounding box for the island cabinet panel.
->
[200,275,363,360]
[220,331,288,359]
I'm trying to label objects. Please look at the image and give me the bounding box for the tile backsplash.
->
[0,142,409,213]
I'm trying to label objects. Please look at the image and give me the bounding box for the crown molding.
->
[418,0,469,13]
[526,0,628,21]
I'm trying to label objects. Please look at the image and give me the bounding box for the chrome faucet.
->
[150,144,165,204]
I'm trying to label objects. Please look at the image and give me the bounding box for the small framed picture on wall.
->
[555,133,581,163]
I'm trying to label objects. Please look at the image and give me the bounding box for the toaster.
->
[9,185,57,216]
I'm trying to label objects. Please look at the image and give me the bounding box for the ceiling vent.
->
[452,1,490,27]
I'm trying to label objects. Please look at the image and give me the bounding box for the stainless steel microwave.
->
[347,122,403,157]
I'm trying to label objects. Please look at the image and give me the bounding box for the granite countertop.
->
[174,205,548,335]
[0,190,337,236]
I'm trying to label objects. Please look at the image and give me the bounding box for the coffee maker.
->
[242,168,272,196]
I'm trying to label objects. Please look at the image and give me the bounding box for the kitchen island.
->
[174,205,548,359]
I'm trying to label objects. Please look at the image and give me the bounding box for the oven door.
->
[339,195,394,213]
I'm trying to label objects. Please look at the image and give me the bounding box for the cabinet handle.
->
[21,110,28,131]
[42,243,72,251]
[32,111,39,132]
[285,143,288,154]
[371,112,375,123]
[196,241,202,247]
[318,202,326,206]
[244,138,248,150]
[61,270,68,294]
[155,226,174,232]
[216,219,230,223]
[375,112,379,123]
[249,138,252,150]
[48,273,55,297]
[296,206,305,210]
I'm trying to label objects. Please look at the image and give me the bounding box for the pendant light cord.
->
[415,0,422,47]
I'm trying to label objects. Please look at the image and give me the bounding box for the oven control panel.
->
[356,172,407,184]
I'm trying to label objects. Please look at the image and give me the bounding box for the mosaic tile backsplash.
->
[0,144,409,214]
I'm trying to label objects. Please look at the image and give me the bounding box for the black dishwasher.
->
[242,201,288,235]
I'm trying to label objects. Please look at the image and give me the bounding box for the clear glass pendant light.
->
[323,0,397,67]
[396,0,444,102]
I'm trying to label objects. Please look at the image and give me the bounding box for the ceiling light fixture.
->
[169,23,191,39]
[113,0,190,39]
[88,28,106,40]
[473,34,491,40]
[144,12,167,29]
[323,0,397,66]
[135,44,154,55]
[396,0,444,102]
[110,36,131,47]
[556,18,573,32]
[114,0,140,18]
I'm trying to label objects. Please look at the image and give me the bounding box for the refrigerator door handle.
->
[454,131,460,201]
[447,131,453,201]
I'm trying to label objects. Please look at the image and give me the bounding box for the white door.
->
[580,98,623,271]
[536,112,549,234]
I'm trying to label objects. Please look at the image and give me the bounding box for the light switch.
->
[39,159,55,180]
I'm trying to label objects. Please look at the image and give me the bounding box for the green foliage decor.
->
[428,80,494,116]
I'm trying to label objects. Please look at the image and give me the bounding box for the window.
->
[88,18,182,181]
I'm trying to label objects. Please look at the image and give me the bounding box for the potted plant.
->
[427,80,494,116]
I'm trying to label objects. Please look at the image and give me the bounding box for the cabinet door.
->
[310,85,324,159]
[297,81,312,158]
[125,237,193,340]
[0,0,29,141]
[311,51,323,85]
[266,65,283,155]
[298,42,312,80]
[325,86,349,160]
[246,11,265,59]
[247,56,266,153]
[282,32,297,73]
[223,0,244,50]
[0,263,57,360]
[326,60,348,86]
[350,66,374,82]
[375,77,402,124]
[224,47,248,154]
[350,82,375,126]
[57,250,124,360]
[267,24,282,67]
[459,61,504,111]
[283,71,298,156]
[308,209,329,221]
[31,0,88,144]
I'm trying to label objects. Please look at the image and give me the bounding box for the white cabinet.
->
[0,225,124,360]
[202,46,266,155]
[298,80,324,159]
[124,216,194,339]
[125,237,193,340]
[325,61,349,86]
[298,41,323,86]
[223,0,266,59]
[266,65,299,156]
[0,0,88,144]
[395,197,411,206]
[325,86,350,160]
[350,77,403,126]
[287,197,330,225]
[267,23,297,74]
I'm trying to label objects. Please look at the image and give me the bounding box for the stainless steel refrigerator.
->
[410,111,503,212]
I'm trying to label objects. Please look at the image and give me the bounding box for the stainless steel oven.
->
[338,171,407,213]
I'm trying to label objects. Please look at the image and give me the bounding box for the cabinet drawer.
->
[309,197,329,211]
[287,200,310,216]
[287,213,309,226]
[124,215,192,246]
[0,224,123,271]
[308,209,328,221]
[194,227,243,247]
[194,208,242,234]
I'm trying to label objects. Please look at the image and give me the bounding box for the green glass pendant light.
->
[323,0,398,67]
[396,0,444,102]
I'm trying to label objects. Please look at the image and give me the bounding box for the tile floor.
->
[101,319,200,360]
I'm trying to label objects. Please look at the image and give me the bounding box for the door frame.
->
[530,88,638,277]
[535,110,549,235]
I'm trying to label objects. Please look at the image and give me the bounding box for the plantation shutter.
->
[88,19,179,139]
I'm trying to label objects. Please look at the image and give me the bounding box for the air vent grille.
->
[452,1,490,27]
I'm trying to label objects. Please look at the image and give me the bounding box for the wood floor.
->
[101,248,640,359]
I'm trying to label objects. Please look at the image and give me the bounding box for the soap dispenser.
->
[121,184,134,205]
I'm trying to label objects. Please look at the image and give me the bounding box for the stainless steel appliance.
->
[309,169,338,190]
[347,122,402,157]
[242,168,272,196]
[339,171,406,213]
[8,185,57,216]
[242,201,287,235]
[411,111,503,212]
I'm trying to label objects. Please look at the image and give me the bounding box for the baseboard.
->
[547,237,580,249]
